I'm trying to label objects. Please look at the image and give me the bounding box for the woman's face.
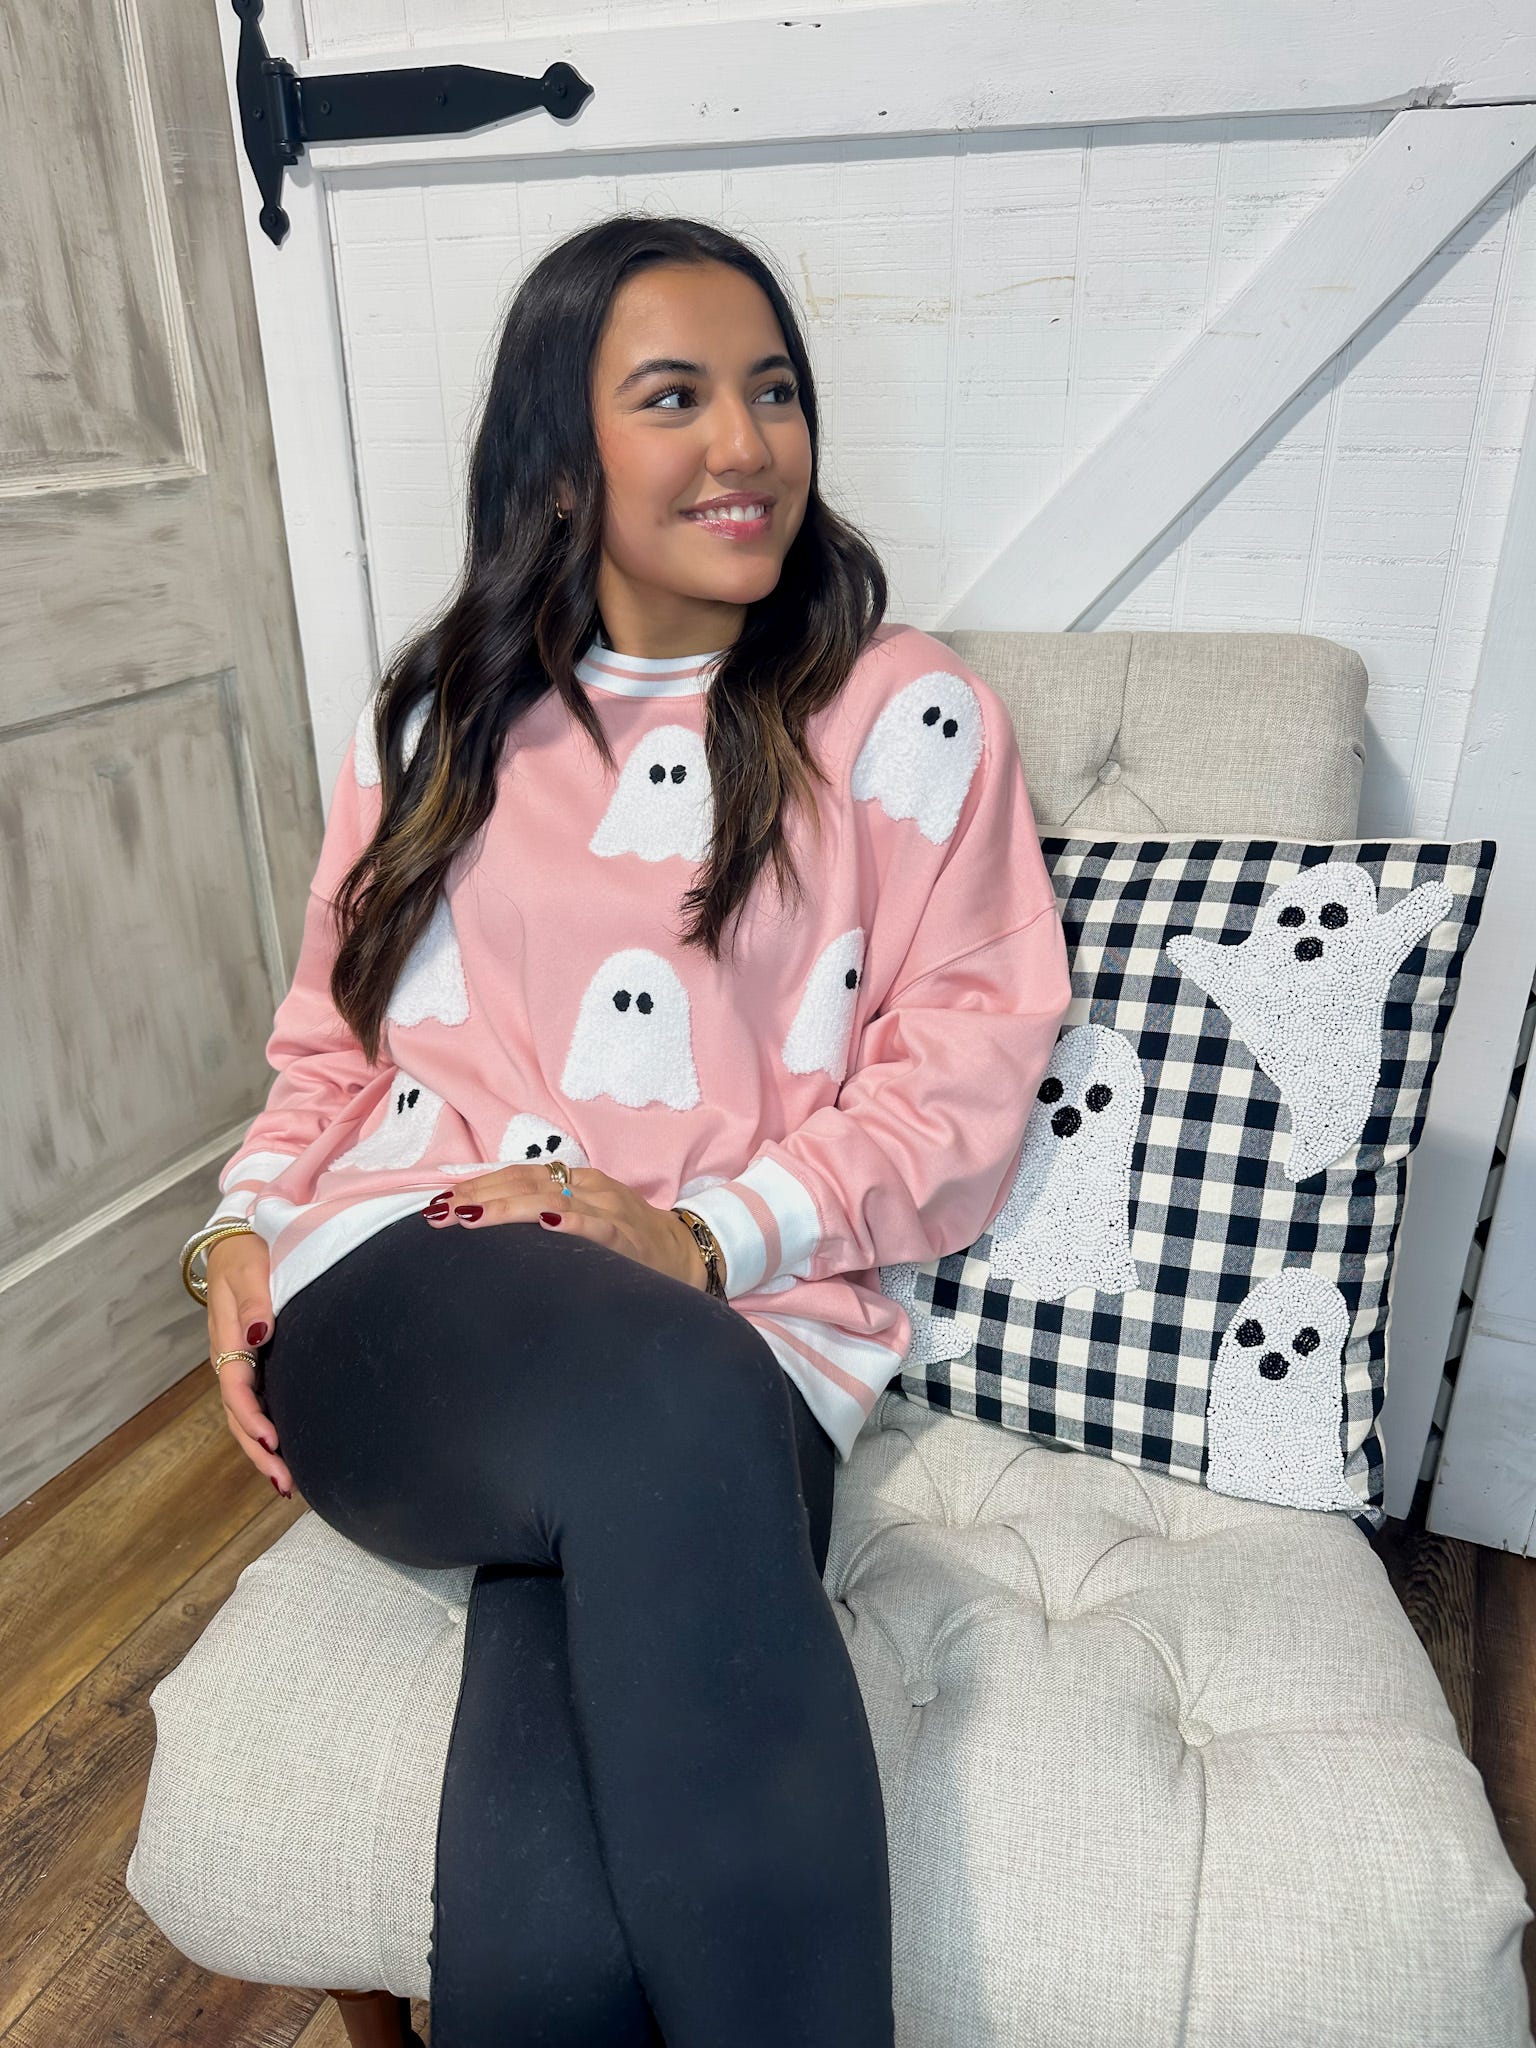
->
[585,260,812,657]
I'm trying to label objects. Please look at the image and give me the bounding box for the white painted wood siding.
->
[315,115,1535,845]
[225,0,1536,1532]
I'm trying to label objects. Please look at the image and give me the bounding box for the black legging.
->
[256,1209,895,2047]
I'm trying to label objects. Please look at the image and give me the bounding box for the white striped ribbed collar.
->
[575,635,729,699]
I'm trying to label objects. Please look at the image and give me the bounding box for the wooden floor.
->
[1,1361,1531,2046]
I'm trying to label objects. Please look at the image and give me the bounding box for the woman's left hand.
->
[422,1163,707,1290]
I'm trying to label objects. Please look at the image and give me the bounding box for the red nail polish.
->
[540,1210,562,1225]
[454,1204,482,1220]
[423,1198,450,1218]
[248,1321,269,1346]
[271,1476,282,1493]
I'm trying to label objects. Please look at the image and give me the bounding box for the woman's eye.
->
[647,379,798,411]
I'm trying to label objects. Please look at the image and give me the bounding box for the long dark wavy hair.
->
[328,213,889,1065]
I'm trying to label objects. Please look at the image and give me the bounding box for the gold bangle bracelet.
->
[179,1220,257,1305]
[674,1207,728,1299]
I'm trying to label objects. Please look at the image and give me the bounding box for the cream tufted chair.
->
[127,630,1533,2047]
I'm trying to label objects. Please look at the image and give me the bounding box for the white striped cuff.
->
[199,1191,258,1233]
[221,1148,300,1190]
[201,1149,300,1235]
[678,1157,822,1299]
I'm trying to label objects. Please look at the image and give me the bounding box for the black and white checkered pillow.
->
[881,838,1495,1537]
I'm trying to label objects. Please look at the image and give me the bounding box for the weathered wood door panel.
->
[0,0,323,1513]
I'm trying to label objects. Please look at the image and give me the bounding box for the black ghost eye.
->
[922,704,941,725]
[406,1087,420,1108]
[1294,936,1324,963]
[1038,1076,1065,1104]
[1235,1318,1264,1347]
[844,967,859,990]
[523,1142,543,1159]
[649,762,665,784]
[545,1135,562,1152]
[1259,1351,1290,1380]
[1085,1083,1113,1113]
[1050,1105,1082,1139]
[942,717,958,737]
[1292,1326,1321,1356]
[613,989,631,1011]
[1319,902,1348,929]
[1277,905,1306,928]
[671,763,686,783]
[921,703,960,738]
[636,990,653,1014]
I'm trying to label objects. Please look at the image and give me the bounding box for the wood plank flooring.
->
[0,1367,431,2047]
[0,1364,1529,2045]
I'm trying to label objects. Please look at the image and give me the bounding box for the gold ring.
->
[545,1158,571,1190]
[212,1349,258,1375]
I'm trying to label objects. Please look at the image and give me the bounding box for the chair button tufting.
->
[1180,1717,1213,1746]
[907,1679,938,1706]
[1096,757,1123,785]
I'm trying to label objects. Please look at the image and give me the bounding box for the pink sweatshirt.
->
[199,621,1071,1462]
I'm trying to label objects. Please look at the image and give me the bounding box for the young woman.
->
[183,213,1070,2047]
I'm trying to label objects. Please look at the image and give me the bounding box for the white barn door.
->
[215,0,1536,1540]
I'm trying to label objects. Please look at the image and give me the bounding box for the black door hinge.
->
[232,0,592,246]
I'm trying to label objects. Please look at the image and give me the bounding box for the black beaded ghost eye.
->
[1038,1076,1065,1104]
[1235,1318,1264,1347]
[1085,1083,1113,1113]
[1319,902,1348,929]
[1292,1325,1322,1356]
[1294,936,1324,963]
[1276,905,1306,928]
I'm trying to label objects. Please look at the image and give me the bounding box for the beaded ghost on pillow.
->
[880,836,1495,1536]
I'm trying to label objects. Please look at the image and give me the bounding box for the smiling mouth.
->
[681,501,775,537]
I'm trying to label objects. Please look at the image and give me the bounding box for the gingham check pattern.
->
[891,837,1496,1537]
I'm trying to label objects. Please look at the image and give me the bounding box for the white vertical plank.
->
[216,0,379,824]
[1420,366,1536,1547]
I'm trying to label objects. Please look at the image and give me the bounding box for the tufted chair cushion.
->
[928,628,1368,837]
[126,1393,1534,2043]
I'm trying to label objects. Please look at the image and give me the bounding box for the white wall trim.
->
[293,2,1536,174]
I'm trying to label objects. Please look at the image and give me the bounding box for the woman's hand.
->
[423,1163,709,1291]
[206,1232,295,1497]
